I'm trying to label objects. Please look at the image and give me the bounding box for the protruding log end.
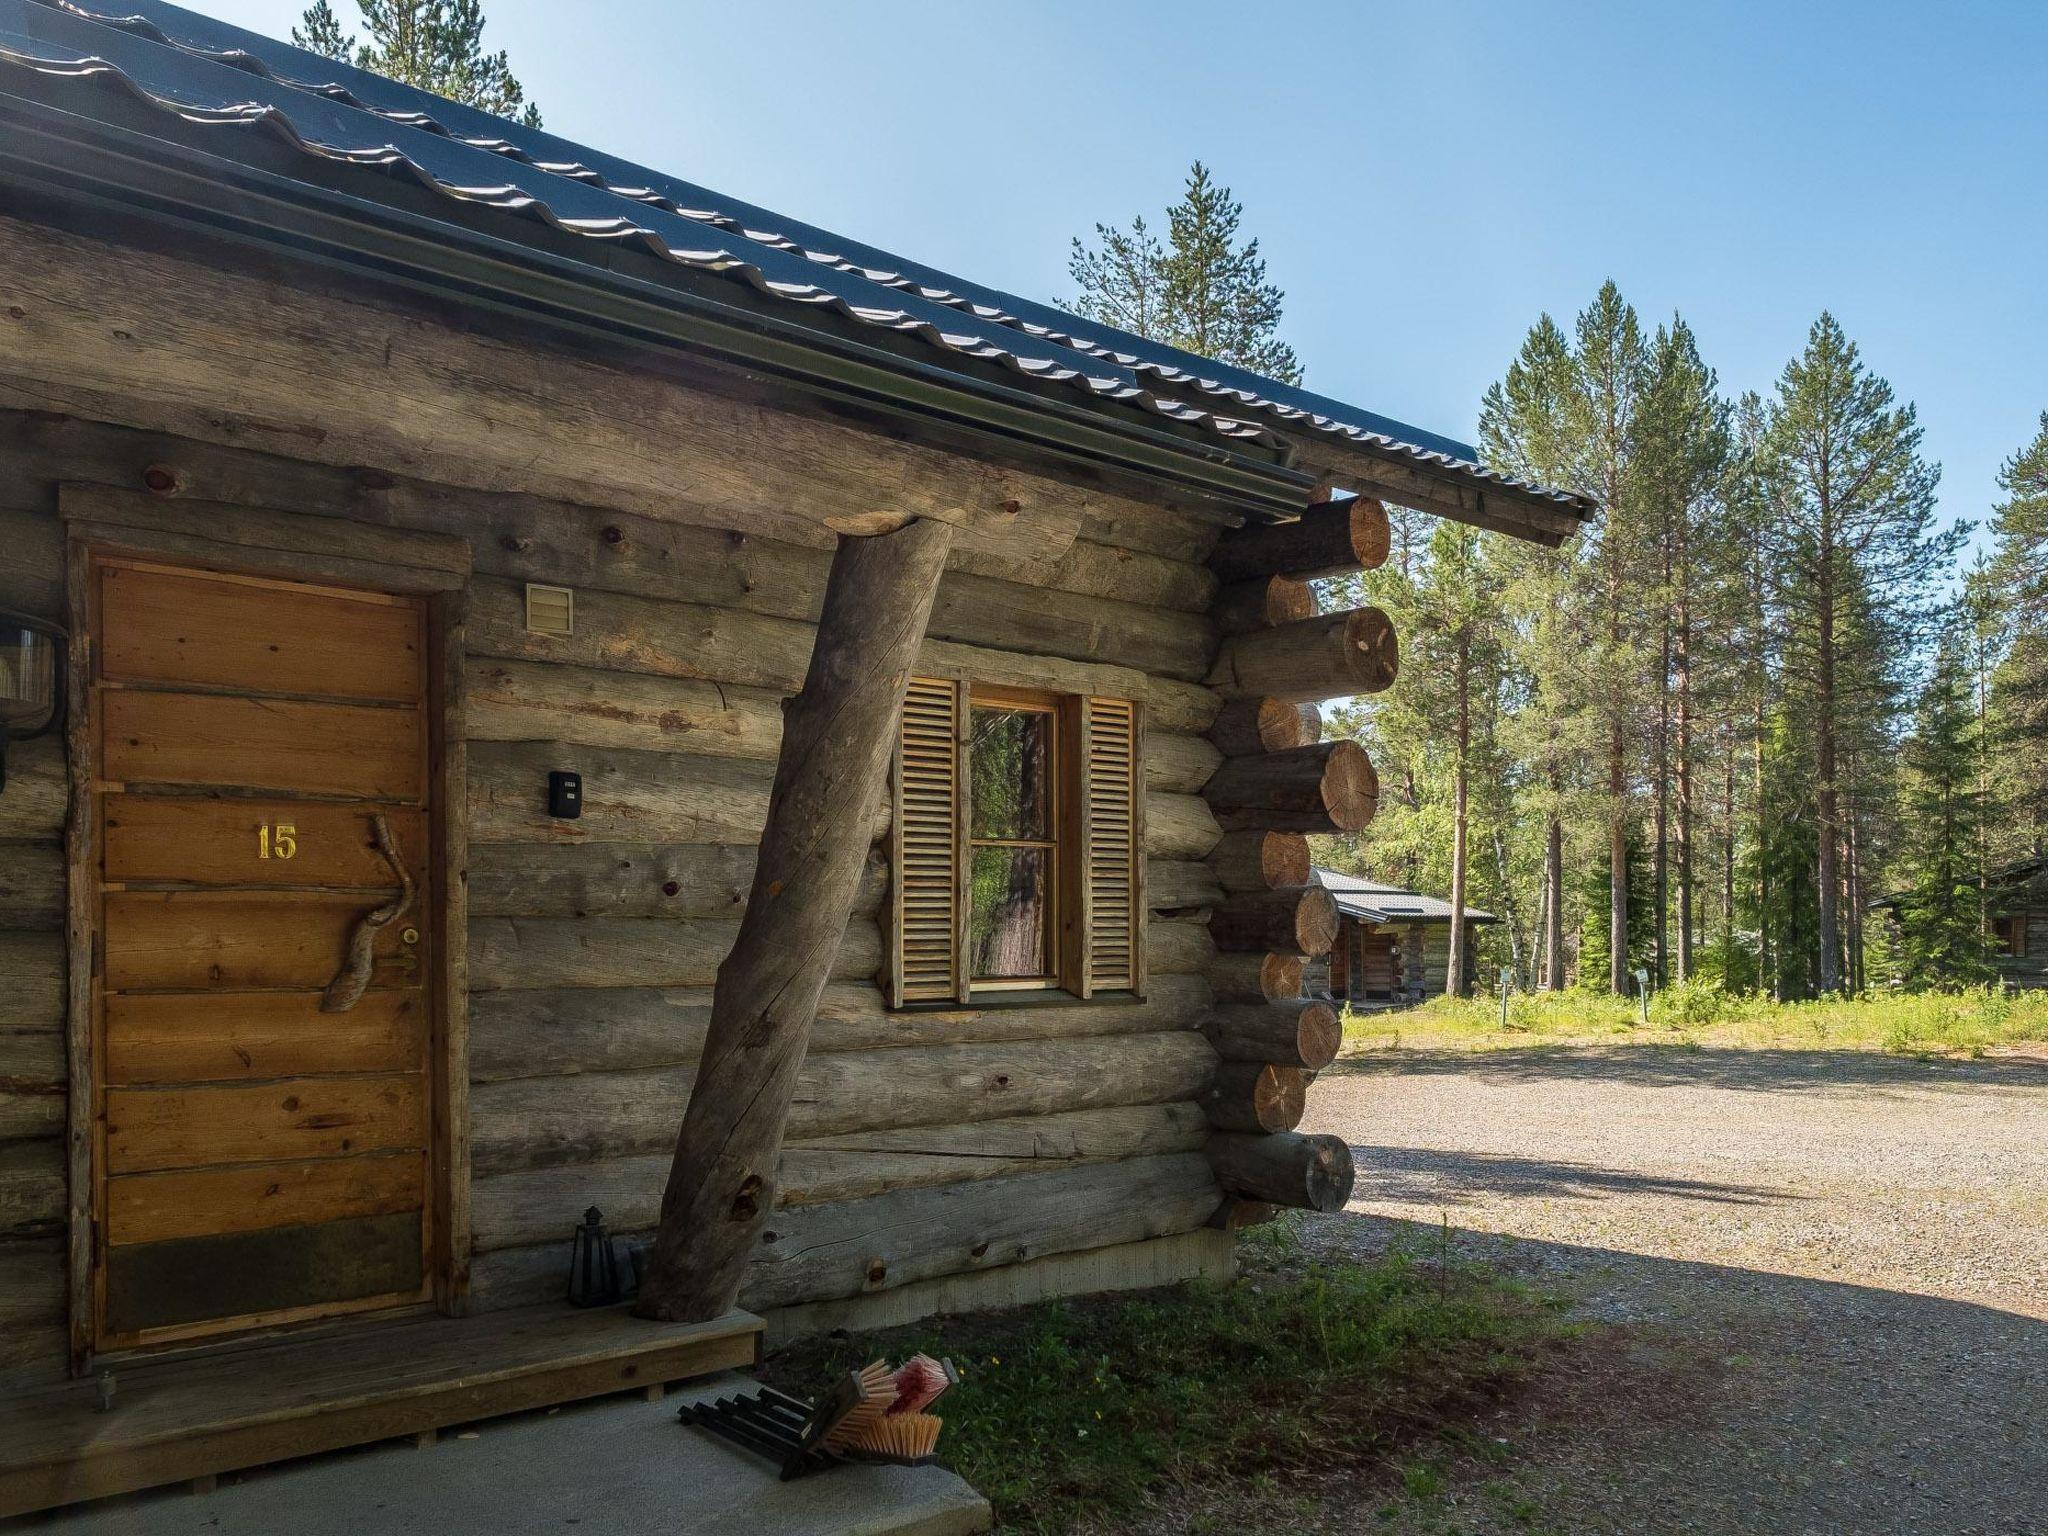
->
[1207,1131,1356,1213]
[1213,574,1318,635]
[1204,741,1379,834]
[1210,498,1393,584]
[1209,884,1338,957]
[1208,998,1342,1071]
[1208,949,1307,1004]
[1207,608,1400,704]
[1205,1060,1309,1134]
[1210,829,1312,892]
[1207,696,1320,757]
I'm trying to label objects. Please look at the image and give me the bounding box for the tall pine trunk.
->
[1674,556,1694,983]
[1815,563,1843,995]
[1653,609,1671,989]
[1543,808,1565,990]
[1447,635,1472,999]
[1719,716,1735,972]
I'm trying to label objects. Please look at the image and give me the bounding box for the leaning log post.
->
[635,516,956,1323]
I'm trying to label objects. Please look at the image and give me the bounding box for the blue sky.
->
[192,1,2045,557]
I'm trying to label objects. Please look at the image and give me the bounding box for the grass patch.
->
[1342,984,2048,1059]
[757,1225,1562,1533]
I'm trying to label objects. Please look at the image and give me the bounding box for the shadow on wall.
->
[1320,1044,2048,1096]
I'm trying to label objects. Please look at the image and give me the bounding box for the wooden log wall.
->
[0,407,1244,1346]
[1193,497,1389,1210]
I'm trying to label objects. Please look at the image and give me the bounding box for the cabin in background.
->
[1304,869,1494,1008]
[1985,857,2047,990]
[0,0,1587,1513]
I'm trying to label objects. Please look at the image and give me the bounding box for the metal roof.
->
[0,0,1593,529]
[1312,868,1495,925]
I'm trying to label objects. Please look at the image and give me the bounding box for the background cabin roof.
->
[1311,867,1496,925]
[0,0,1590,539]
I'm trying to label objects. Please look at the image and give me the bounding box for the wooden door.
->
[88,556,437,1349]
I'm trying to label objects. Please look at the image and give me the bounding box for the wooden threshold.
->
[0,1302,763,1519]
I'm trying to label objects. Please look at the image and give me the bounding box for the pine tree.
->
[295,0,542,127]
[1759,314,1959,993]
[1891,628,1992,985]
[1069,164,1302,383]
[1982,413,2048,855]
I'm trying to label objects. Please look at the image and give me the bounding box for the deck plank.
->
[0,1303,763,1518]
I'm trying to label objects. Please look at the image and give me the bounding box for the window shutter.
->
[890,675,968,1006]
[1068,696,1143,998]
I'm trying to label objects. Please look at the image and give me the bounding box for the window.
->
[889,677,1141,1006]
[1991,914,2028,958]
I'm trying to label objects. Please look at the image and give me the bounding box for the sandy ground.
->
[1183,1044,2048,1536]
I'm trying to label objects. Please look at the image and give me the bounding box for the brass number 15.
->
[258,822,299,860]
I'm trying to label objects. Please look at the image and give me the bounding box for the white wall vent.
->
[524,583,575,637]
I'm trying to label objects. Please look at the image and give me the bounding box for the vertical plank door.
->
[90,557,436,1349]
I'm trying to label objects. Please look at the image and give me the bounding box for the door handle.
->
[321,813,417,1013]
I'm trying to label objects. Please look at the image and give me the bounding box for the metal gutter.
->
[0,88,1319,520]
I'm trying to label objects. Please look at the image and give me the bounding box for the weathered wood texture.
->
[1212,575,1316,635]
[1206,696,1321,757]
[1209,830,1311,893]
[1203,741,1378,834]
[1208,886,1339,957]
[1203,1061,1307,1134]
[1207,950,1306,1005]
[1206,1132,1355,1213]
[1206,1000,1342,1071]
[1208,608,1399,703]
[1210,497,1391,582]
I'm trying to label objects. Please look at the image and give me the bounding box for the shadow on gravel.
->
[1348,1145,1795,1209]
[1323,1044,2048,1094]
[1301,1211,2048,1535]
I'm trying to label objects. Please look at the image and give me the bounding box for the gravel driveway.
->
[1290,1045,2048,1536]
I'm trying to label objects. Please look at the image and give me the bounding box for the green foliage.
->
[1068,163,1302,383]
[295,0,542,126]
[1978,412,2048,854]
[760,1251,1557,1534]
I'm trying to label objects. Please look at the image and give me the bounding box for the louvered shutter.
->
[1068,696,1144,998]
[890,676,968,1006]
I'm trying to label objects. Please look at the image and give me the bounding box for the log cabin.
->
[0,0,1590,1512]
[1306,868,1496,1008]
[1984,857,2048,990]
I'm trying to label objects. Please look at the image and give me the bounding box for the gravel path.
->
[1285,1044,2048,1536]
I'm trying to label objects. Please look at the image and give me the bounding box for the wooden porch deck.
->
[0,1303,763,1519]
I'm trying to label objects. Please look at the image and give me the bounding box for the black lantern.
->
[0,611,64,796]
[568,1206,625,1307]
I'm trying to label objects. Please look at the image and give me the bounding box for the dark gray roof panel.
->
[2,0,1589,514]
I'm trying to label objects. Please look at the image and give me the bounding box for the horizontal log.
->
[469,740,782,847]
[467,916,882,992]
[0,933,63,1033]
[1209,830,1311,893]
[1208,1198,1281,1232]
[464,658,786,761]
[0,736,66,842]
[1144,733,1221,795]
[0,1139,63,1241]
[1144,793,1222,862]
[918,637,1215,736]
[470,844,885,922]
[0,1238,63,1357]
[470,1103,1210,1252]
[1207,999,1342,1071]
[1206,1132,1355,1213]
[1206,697,1321,757]
[1208,608,1399,703]
[469,973,1212,1081]
[0,841,63,930]
[1203,741,1379,835]
[1208,886,1338,957]
[1207,950,1307,1005]
[1146,916,1217,977]
[0,506,61,621]
[742,1153,1223,1310]
[0,215,1107,571]
[1213,574,1317,635]
[1146,858,1222,912]
[1210,497,1391,583]
[468,1031,1216,1173]
[1203,1061,1307,1134]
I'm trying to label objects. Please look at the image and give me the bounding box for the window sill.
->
[886,989,1146,1016]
